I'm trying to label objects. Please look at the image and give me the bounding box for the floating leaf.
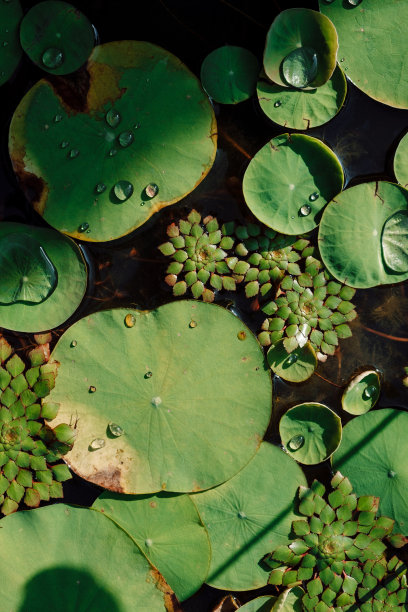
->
[238,596,278,611]
[46,302,271,493]
[0,223,87,333]
[272,586,304,611]
[9,41,217,242]
[0,0,23,86]
[394,131,408,187]
[280,403,342,464]
[319,182,408,288]
[381,210,408,272]
[93,491,211,601]
[200,45,259,104]
[342,370,381,415]
[243,134,343,235]
[267,340,317,383]
[193,442,307,590]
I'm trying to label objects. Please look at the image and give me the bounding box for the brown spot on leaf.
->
[149,567,181,612]
[92,468,125,492]
[10,154,48,214]
[149,501,157,508]
[46,66,91,114]
[211,594,240,612]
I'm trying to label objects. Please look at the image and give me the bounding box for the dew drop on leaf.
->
[285,353,298,365]
[124,313,136,327]
[89,438,105,450]
[42,47,64,69]
[151,396,162,407]
[114,181,134,201]
[108,422,124,437]
[53,114,62,123]
[281,47,318,89]
[60,141,69,149]
[144,183,159,199]
[95,183,106,194]
[108,148,118,157]
[70,340,77,348]
[118,130,134,147]
[363,385,377,399]
[105,108,121,127]
[274,100,282,108]
[287,434,305,451]
[309,192,319,202]
[78,222,89,233]
[144,371,153,378]
[68,149,79,159]
[299,205,311,217]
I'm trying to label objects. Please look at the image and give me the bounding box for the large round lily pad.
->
[264,9,338,89]
[279,403,342,465]
[93,491,210,601]
[9,41,217,242]
[243,134,344,235]
[332,409,408,533]
[257,65,346,130]
[192,442,307,591]
[46,302,272,493]
[319,181,408,288]
[0,0,23,87]
[20,1,94,75]
[200,46,259,104]
[0,222,87,333]
[267,340,317,383]
[0,504,177,611]
[320,0,408,108]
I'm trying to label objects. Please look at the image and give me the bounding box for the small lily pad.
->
[264,9,338,89]
[332,409,408,533]
[319,182,408,288]
[93,491,210,601]
[239,596,278,611]
[20,1,95,75]
[257,65,346,130]
[0,222,87,333]
[342,370,381,416]
[192,442,307,590]
[200,45,259,104]
[381,210,408,273]
[243,134,344,235]
[394,131,408,187]
[267,340,317,383]
[0,0,23,87]
[280,403,342,465]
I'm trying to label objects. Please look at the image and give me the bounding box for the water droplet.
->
[89,385,96,393]
[90,438,105,450]
[2,41,8,47]
[274,100,282,108]
[144,371,153,378]
[151,396,162,407]
[309,192,319,202]
[118,130,134,147]
[133,122,141,129]
[42,47,64,69]
[124,313,136,327]
[114,180,133,201]
[300,205,311,217]
[95,183,106,194]
[144,183,159,199]
[60,141,69,149]
[237,511,247,519]
[108,422,124,437]
[189,320,197,328]
[70,340,77,348]
[286,353,298,365]
[105,108,121,127]
[78,222,89,233]
[68,149,79,159]
[388,470,396,478]
[108,148,117,157]
[363,385,377,399]
[145,538,153,547]
[347,0,362,5]
[340,58,345,63]
[281,46,318,89]
[287,434,305,451]
[54,114,62,123]
[237,331,246,341]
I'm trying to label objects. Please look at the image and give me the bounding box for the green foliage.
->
[342,370,381,415]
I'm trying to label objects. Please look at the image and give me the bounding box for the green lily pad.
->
[256,65,346,130]
[200,45,259,104]
[394,131,408,187]
[381,210,408,273]
[267,340,317,383]
[20,1,94,75]
[264,9,338,89]
[342,370,381,416]
[193,442,307,590]
[242,134,344,234]
[0,222,87,333]
[320,0,408,108]
[319,182,408,288]
[0,504,177,610]
[46,302,271,494]
[239,596,278,611]
[272,586,304,611]
[0,0,23,87]
[332,409,408,533]
[93,491,210,601]
[9,40,217,242]
[279,403,342,465]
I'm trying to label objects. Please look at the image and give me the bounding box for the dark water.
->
[1,1,408,610]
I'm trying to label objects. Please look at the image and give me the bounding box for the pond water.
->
[1,0,407,610]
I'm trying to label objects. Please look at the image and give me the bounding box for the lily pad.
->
[319,181,408,288]
[20,1,94,75]
[381,210,408,273]
[257,65,346,130]
[342,370,380,416]
[9,40,217,242]
[0,0,23,87]
[272,586,304,611]
[0,504,177,611]
[332,409,408,533]
[264,9,338,89]
[193,442,307,590]
[320,0,408,108]
[239,596,277,611]
[394,131,408,187]
[243,134,344,235]
[267,340,317,383]
[46,302,271,494]
[0,222,87,333]
[200,45,259,104]
[93,491,211,601]
[279,403,342,465]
